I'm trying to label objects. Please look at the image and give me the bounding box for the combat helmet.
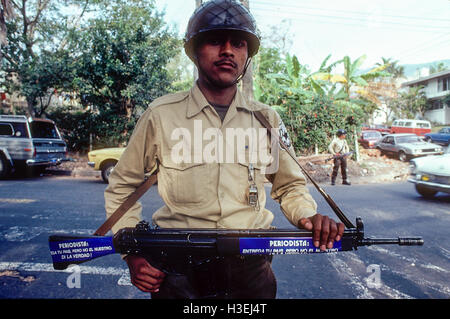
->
[184,0,261,62]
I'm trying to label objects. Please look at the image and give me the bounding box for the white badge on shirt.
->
[279,119,292,148]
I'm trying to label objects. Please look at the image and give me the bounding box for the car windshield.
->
[396,135,421,144]
[363,132,381,138]
[29,121,60,139]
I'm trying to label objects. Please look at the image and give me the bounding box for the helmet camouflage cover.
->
[184,0,261,61]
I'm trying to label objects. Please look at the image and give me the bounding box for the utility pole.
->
[239,0,254,101]
[193,0,202,82]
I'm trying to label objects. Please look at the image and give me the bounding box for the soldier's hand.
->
[298,213,345,251]
[125,255,166,293]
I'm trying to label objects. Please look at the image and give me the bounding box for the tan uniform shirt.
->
[328,137,349,155]
[104,83,317,234]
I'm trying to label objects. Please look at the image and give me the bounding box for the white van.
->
[390,119,432,136]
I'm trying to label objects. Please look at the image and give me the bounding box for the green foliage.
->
[49,107,137,152]
[71,0,179,118]
[2,0,180,152]
[274,92,364,154]
[48,0,179,151]
[389,85,428,119]
[1,0,90,116]
[254,49,367,154]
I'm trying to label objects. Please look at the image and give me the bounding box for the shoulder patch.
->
[278,119,292,148]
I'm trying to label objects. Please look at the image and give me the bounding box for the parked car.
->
[371,124,391,135]
[390,119,431,136]
[376,133,444,162]
[88,147,125,183]
[358,130,383,149]
[424,127,450,146]
[408,146,450,198]
[0,115,70,178]
[361,124,390,135]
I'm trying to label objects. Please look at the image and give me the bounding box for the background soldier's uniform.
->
[104,83,318,298]
[328,136,350,185]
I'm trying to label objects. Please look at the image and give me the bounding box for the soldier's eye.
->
[231,39,246,49]
[206,38,222,46]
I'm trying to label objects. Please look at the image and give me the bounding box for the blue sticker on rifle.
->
[49,236,115,264]
[239,237,342,255]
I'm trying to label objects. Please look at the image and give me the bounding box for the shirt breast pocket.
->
[159,159,212,206]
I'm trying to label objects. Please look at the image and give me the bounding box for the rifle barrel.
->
[359,237,424,246]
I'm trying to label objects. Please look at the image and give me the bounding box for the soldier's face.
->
[195,30,248,88]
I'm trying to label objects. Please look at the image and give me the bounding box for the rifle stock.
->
[48,217,423,271]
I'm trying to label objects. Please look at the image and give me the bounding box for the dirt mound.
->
[54,149,411,184]
[298,148,410,184]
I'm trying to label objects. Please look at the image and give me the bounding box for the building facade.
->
[402,70,450,125]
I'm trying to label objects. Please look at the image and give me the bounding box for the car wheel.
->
[415,184,437,198]
[0,154,11,179]
[101,161,117,183]
[398,151,408,162]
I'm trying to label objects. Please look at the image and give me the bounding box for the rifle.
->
[48,111,424,272]
[49,218,423,272]
[326,151,354,161]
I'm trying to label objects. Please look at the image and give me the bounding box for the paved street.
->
[0,175,449,299]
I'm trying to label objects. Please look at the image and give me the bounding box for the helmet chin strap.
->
[233,56,252,85]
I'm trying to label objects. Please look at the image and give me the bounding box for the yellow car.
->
[87,147,125,183]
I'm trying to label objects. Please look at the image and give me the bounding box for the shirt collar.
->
[186,82,261,119]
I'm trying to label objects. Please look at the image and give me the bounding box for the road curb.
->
[46,168,100,178]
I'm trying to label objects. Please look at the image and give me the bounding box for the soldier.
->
[328,129,352,186]
[104,0,344,299]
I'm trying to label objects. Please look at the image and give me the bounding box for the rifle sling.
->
[253,111,355,229]
[93,173,158,236]
[94,111,354,236]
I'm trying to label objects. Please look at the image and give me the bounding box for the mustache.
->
[214,59,237,68]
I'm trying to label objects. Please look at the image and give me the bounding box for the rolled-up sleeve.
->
[265,114,317,228]
[268,146,317,228]
[104,108,158,234]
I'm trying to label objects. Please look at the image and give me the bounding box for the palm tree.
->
[312,54,390,106]
[376,57,405,80]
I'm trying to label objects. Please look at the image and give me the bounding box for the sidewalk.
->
[46,155,101,178]
[46,150,410,185]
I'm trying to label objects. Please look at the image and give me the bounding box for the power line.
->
[397,35,450,62]
[252,10,450,34]
[252,0,450,23]
[251,2,450,32]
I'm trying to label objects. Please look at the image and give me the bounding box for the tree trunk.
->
[26,97,35,118]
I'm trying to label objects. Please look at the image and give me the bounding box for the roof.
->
[402,69,450,87]
[0,115,55,124]
[386,133,416,137]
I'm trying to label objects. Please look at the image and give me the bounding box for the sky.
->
[154,0,450,75]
